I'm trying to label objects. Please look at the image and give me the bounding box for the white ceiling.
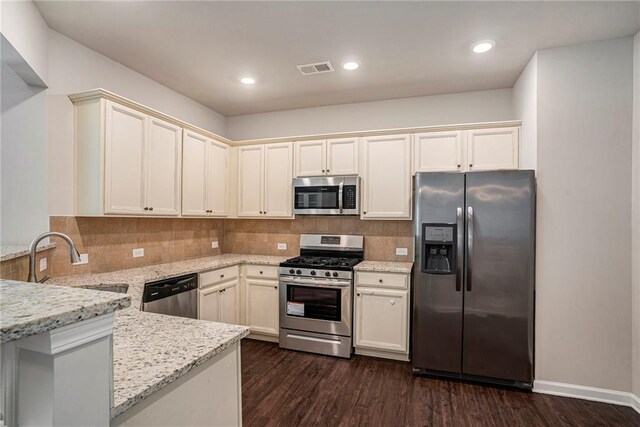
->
[36,1,640,116]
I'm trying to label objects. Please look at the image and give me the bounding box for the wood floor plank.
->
[241,339,640,426]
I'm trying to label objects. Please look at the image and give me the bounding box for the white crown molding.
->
[534,380,640,415]
[68,88,521,147]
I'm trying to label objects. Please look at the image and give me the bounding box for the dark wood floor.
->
[241,339,639,426]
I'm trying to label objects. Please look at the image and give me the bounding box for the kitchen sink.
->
[82,284,129,294]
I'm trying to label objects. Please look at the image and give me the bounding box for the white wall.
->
[512,53,537,170]
[535,37,634,392]
[47,30,228,215]
[0,0,49,84]
[1,61,48,244]
[226,89,514,140]
[632,30,640,399]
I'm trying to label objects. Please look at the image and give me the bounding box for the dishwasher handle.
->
[143,274,198,303]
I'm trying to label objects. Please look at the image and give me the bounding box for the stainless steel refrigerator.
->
[411,170,535,389]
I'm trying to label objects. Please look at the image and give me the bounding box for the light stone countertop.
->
[0,279,130,344]
[354,260,414,274]
[1,242,57,262]
[48,254,286,418]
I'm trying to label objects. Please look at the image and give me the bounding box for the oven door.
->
[293,176,359,215]
[279,276,352,337]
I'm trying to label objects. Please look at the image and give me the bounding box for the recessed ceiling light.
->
[472,40,495,54]
[342,61,360,71]
[240,77,256,85]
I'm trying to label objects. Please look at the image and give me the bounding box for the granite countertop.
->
[354,260,414,274]
[1,242,57,262]
[0,279,130,344]
[48,254,285,418]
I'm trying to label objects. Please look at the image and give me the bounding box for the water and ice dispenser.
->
[421,224,456,274]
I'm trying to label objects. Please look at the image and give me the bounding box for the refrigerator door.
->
[463,170,535,385]
[412,172,465,374]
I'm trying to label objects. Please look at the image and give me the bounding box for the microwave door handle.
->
[338,182,344,213]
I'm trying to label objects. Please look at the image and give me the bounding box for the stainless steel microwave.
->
[293,176,360,215]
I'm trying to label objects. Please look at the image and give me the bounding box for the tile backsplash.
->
[0,248,53,282]
[46,216,413,277]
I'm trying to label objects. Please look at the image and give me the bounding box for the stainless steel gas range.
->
[278,234,364,358]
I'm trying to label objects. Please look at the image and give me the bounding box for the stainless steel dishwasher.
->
[142,273,198,319]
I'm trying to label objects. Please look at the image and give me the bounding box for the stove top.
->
[281,256,362,271]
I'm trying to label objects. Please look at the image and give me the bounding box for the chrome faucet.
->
[28,232,81,283]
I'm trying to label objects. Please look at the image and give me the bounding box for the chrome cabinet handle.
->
[338,181,344,213]
[467,206,474,292]
[456,207,463,292]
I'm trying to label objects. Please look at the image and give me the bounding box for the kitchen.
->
[1,1,639,426]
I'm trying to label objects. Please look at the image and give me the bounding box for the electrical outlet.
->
[396,247,408,256]
[39,257,47,272]
[277,243,287,250]
[211,241,219,249]
[74,254,89,265]
[132,248,144,258]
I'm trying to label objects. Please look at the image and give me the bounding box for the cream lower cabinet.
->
[238,143,293,218]
[360,134,412,219]
[182,131,229,217]
[198,266,240,324]
[354,271,410,361]
[245,267,280,339]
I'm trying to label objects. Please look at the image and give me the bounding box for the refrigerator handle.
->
[456,207,463,292]
[467,206,474,292]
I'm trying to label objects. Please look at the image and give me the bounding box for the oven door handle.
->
[280,276,351,288]
[338,181,344,213]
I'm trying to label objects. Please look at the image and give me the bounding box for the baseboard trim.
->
[534,380,640,414]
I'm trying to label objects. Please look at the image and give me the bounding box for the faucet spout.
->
[28,232,81,282]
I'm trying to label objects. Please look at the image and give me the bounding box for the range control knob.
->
[310,270,316,276]
[332,272,339,278]
[296,270,302,275]
[325,271,331,277]
[289,269,295,274]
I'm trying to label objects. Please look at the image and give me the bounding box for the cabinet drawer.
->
[356,271,408,290]
[200,265,239,288]
[246,265,279,280]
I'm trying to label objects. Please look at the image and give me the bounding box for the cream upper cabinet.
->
[246,279,279,336]
[360,134,412,219]
[264,143,293,217]
[238,143,293,218]
[466,127,519,171]
[326,138,359,175]
[295,138,358,177]
[295,140,326,177]
[238,145,265,217]
[182,132,229,217]
[145,117,182,216]
[413,131,463,173]
[104,101,147,215]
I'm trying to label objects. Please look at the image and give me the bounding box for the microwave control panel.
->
[343,186,357,209]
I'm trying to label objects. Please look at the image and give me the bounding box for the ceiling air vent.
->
[297,61,335,76]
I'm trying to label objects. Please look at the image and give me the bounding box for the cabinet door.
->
[264,143,293,217]
[237,145,264,217]
[145,117,182,216]
[326,138,358,175]
[198,286,221,322]
[466,127,519,171]
[360,134,412,219]
[104,101,147,214]
[355,288,408,353]
[246,279,279,335]
[207,140,229,216]
[220,280,239,325]
[295,140,326,177]
[413,131,463,173]
[182,131,208,216]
